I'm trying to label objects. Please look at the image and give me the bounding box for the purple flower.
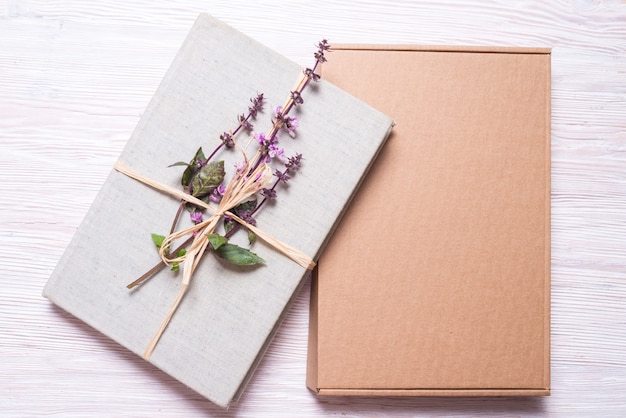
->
[254,132,266,145]
[304,68,321,82]
[284,115,299,138]
[273,105,299,138]
[238,114,253,131]
[220,132,234,148]
[255,131,283,163]
[210,184,226,203]
[234,160,246,173]
[268,143,285,162]
[272,106,289,126]
[315,40,331,63]
[238,210,257,226]
[290,90,304,105]
[286,153,303,171]
[190,211,203,224]
[262,188,277,199]
[317,39,330,52]
[274,168,291,183]
[248,93,264,118]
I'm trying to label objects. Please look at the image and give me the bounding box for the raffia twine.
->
[114,152,315,360]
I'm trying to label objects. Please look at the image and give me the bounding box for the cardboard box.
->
[43,16,394,408]
[307,45,551,396]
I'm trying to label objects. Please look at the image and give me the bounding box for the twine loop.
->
[114,156,314,359]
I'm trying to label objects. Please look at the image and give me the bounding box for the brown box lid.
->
[307,45,551,396]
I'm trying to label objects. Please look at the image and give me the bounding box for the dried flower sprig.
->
[127,40,329,291]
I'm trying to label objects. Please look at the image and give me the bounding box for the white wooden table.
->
[2,1,625,416]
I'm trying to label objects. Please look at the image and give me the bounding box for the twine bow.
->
[114,154,315,360]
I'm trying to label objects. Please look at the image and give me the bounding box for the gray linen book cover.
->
[43,14,393,408]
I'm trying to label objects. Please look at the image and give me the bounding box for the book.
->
[308,45,550,396]
[43,15,393,408]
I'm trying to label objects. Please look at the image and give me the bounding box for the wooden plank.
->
[1,0,626,416]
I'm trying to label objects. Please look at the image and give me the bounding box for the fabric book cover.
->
[308,45,551,396]
[43,15,393,408]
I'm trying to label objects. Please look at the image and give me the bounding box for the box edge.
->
[305,266,320,393]
[330,44,552,54]
[315,388,551,397]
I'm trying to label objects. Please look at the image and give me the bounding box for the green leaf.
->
[171,248,187,271]
[191,160,225,198]
[168,161,190,168]
[170,248,186,272]
[247,230,256,245]
[180,147,206,187]
[224,219,236,235]
[234,199,257,214]
[213,243,265,266]
[207,233,228,250]
[193,147,206,161]
[181,166,195,187]
[151,233,166,249]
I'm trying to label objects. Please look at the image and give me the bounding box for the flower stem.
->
[201,94,264,166]
[205,143,225,163]
[170,201,185,234]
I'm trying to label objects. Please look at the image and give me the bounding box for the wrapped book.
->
[44,14,393,408]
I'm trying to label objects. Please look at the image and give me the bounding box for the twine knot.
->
[114,158,314,360]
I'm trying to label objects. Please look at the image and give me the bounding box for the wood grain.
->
[2,0,626,416]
